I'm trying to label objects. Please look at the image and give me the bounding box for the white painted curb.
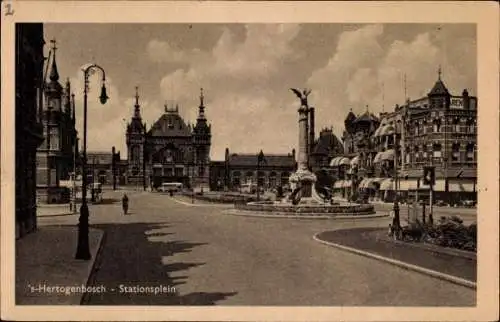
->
[223,209,388,220]
[313,233,476,290]
[170,197,234,208]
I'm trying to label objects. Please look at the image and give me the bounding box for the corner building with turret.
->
[126,88,211,190]
[36,40,78,204]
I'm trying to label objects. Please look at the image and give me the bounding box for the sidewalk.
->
[16,225,105,305]
[315,227,476,283]
[37,204,74,217]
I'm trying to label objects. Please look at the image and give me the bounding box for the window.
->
[453,118,461,132]
[433,143,442,158]
[433,119,441,133]
[466,143,474,161]
[452,143,460,161]
[466,119,475,134]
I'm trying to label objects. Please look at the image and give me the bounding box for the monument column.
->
[297,104,309,171]
[289,88,317,200]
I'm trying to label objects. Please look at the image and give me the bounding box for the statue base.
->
[288,168,317,200]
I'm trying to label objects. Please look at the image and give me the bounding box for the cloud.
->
[155,24,303,160]
[307,24,476,141]
[69,24,475,162]
[69,68,161,157]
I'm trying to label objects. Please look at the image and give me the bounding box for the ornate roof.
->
[428,78,450,96]
[354,110,379,123]
[345,109,356,123]
[428,67,450,96]
[311,129,343,156]
[148,107,192,137]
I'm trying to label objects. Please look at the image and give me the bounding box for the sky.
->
[43,23,476,160]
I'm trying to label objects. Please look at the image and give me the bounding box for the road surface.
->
[39,190,475,306]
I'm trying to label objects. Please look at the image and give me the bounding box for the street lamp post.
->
[257,150,264,201]
[75,63,108,260]
[46,104,52,203]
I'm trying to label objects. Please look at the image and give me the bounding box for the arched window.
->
[453,118,461,132]
[466,143,474,161]
[433,119,441,133]
[466,118,475,134]
[433,143,442,159]
[452,143,460,162]
[246,171,254,184]
[269,171,277,188]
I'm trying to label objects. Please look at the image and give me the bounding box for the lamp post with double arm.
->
[75,63,108,260]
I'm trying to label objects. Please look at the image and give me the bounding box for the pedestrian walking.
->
[122,193,129,215]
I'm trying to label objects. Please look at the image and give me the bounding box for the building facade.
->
[333,70,477,205]
[36,39,78,204]
[126,88,211,190]
[309,127,345,173]
[87,148,128,187]
[15,23,46,238]
[209,148,296,191]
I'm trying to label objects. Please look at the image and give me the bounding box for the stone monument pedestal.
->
[289,168,318,204]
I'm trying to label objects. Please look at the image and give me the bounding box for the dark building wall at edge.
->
[16,23,45,239]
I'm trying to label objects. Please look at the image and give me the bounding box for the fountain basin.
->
[234,200,375,216]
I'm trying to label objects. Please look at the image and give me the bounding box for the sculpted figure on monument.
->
[290,88,312,107]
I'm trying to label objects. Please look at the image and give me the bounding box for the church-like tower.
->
[192,88,212,190]
[126,86,147,187]
[36,39,78,203]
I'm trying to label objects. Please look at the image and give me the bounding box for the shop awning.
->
[338,157,351,166]
[379,178,394,190]
[380,149,395,162]
[397,180,418,191]
[359,178,370,188]
[329,157,341,167]
[373,152,384,164]
[350,156,359,166]
[343,180,352,188]
[333,180,344,189]
[448,180,475,192]
[419,179,446,192]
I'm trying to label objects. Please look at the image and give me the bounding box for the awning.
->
[373,125,385,137]
[379,178,394,190]
[380,124,396,136]
[397,180,418,191]
[448,180,475,192]
[419,179,446,192]
[338,157,351,166]
[359,178,371,188]
[380,149,395,162]
[343,180,352,188]
[350,156,359,166]
[333,180,344,189]
[373,152,384,164]
[329,157,341,167]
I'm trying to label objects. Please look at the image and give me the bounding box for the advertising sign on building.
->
[450,97,464,109]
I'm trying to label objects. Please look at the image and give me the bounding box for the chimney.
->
[462,89,470,110]
[292,148,296,160]
[225,147,229,161]
[309,107,315,153]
